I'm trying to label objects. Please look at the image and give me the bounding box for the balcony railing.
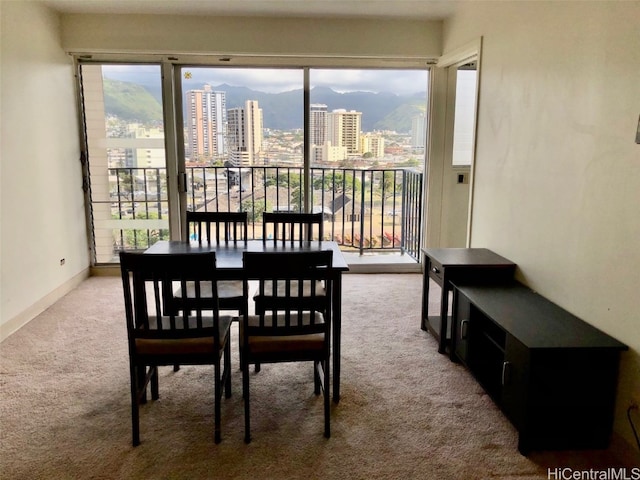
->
[100,166,422,263]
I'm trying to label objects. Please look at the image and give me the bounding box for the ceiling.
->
[40,0,460,20]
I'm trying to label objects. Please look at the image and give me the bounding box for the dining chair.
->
[262,211,324,245]
[255,211,327,321]
[180,210,248,314]
[241,250,333,443]
[188,210,248,247]
[119,251,233,446]
[172,211,248,372]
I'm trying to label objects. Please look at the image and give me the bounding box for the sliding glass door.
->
[78,61,429,264]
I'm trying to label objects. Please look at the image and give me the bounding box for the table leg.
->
[421,267,429,331]
[332,273,342,403]
[438,283,449,354]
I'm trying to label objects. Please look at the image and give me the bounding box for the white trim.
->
[71,53,435,69]
[161,62,183,241]
[0,269,90,342]
[437,38,482,68]
[426,38,482,248]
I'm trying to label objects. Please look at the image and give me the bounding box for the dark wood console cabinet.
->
[421,248,516,354]
[452,282,627,454]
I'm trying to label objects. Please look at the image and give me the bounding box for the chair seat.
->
[136,315,232,356]
[241,312,325,355]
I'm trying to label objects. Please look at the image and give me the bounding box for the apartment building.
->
[185,85,227,161]
[227,100,264,166]
[328,109,362,155]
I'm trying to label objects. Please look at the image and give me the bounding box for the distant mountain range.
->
[103,78,163,124]
[103,78,426,133]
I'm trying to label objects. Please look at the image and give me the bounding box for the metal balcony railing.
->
[100,166,422,262]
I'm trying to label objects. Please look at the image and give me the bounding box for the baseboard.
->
[90,265,120,277]
[0,268,90,342]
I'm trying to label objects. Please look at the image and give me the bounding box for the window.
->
[452,63,478,167]
[77,61,429,263]
[79,64,169,263]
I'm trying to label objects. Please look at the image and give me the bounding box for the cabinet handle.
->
[431,267,440,274]
[501,361,511,386]
[460,319,469,339]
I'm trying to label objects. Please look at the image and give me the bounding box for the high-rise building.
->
[411,114,426,149]
[309,104,327,146]
[185,85,226,161]
[328,109,362,155]
[360,133,385,158]
[227,100,263,166]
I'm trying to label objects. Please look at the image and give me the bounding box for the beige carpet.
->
[0,275,631,479]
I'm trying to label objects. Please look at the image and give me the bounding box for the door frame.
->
[425,38,482,248]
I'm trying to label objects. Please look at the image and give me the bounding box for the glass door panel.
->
[80,64,169,263]
[309,69,428,257]
[178,67,303,238]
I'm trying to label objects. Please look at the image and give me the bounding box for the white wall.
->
[0,1,89,339]
[443,1,640,449]
[60,13,442,60]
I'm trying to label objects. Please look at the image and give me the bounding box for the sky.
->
[102,65,429,96]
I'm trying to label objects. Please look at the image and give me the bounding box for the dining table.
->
[144,239,350,403]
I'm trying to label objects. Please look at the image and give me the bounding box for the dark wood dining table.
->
[144,239,349,403]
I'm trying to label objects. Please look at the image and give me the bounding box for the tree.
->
[378,170,403,208]
[312,171,360,194]
[116,211,169,249]
[398,157,421,167]
[242,198,269,222]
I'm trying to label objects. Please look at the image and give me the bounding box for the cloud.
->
[102,65,428,96]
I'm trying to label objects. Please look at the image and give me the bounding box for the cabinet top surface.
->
[422,248,515,267]
[454,283,628,350]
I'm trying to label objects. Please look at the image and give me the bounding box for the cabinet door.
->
[500,335,529,432]
[453,289,471,364]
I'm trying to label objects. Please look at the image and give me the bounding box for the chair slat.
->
[262,212,323,245]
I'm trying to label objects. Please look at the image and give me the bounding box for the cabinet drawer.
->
[427,260,444,283]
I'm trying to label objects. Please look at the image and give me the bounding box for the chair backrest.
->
[187,211,248,245]
[120,251,223,349]
[262,212,324,245]
[243,250,333,334]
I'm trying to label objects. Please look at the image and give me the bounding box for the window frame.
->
[74,54,432,261]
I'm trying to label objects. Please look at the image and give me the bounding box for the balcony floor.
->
[342,250,421,273]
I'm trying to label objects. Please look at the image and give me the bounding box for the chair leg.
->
[314,360,321,395]
[130,365,140,446]
[214,361,222,444]
[224,342,232,399]
[173,364,180,372]
[137,366,147,404]
[242,359,251,443]
[323,358,330,439]
[150,366,159,401]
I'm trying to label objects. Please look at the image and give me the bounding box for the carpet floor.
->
[0,274,631,479]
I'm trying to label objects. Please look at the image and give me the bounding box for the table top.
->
[453,282,627,350]
[145,240,350,271]
[422,247,515,267]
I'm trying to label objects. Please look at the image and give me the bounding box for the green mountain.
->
[103,78,426,133]
[103,78,163,124]
[374,99,427,132]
